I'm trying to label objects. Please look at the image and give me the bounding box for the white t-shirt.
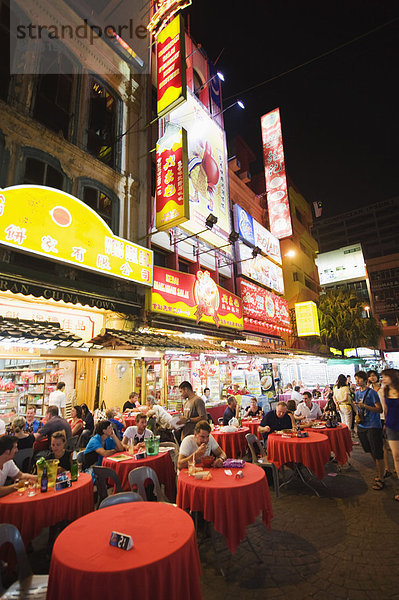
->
[179,434,220,463]
[0,419,6,435]
[123,426,152,445]
[49,389,66,412]
[290,390,303,404]
[295,401,322,420]
[149,405,173,429]
[0,460,19,486]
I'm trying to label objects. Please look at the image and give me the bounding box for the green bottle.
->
[70,451,78,482]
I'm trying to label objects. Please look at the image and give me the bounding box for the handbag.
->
[355,388,370,424]
[93,400,107,423]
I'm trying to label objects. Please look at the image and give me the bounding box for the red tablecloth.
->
[0,473,93,544]
[211,426,250,458]
[123,415,137,428]
[47,503,202,600]
[103,450,176,501]
[242,419,262,440]
[267,431,331,480]
[33,438,48,452]
[313,398,327,410]
[206,404,227,423]
[176,463,273,553]
[304,424,353,465]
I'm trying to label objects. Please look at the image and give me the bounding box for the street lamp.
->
[213,100,245,118]
[197,72,225,92]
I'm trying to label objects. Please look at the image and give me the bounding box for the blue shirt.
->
[355,388,381,429]
[24,419,41,433]
[84,434,116,466]
[109,418,124,437]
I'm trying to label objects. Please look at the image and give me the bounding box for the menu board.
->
[245,371,261,396]
[259,363,275,399]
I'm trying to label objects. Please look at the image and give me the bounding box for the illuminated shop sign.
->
[261,108,292,239]
[148,0,192,35]
[233,204,281,265]
[168,91,231,251]
[0,186,153,287]
[151,266,243,330]
[237,279,291,335]
[236,243,284,295]
[156,123,189,230]
[316,244,367,285]
[295,301,320,337]
[156,14,187,117]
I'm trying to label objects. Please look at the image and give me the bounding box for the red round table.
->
[46,502,202,600]
[206,404,227,423]
[0,473,94,545]
[267,431,331,480]
[313,398,327,410]
[177,462,273,553]
[304,424,353,465]
[242,419,262,440]
[103,450,176,501]
[211,426,250,458]
[123,414,137,428]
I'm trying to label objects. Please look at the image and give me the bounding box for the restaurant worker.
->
[35,405,72,448]
[258,401,292,443]
[0,435,37,497]
[223,396,238,425]
[122,413,152,450]
[202,388,212,403]
[178,420,226,470]
[84,420,124,468]
[48,381,67,418]
[178,381,207,439]
[24,405,41,433]
[295,391,322,421]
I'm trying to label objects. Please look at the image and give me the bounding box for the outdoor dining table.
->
[211,426,250,458]
[0,473,93,545]
[176,462,273,553]
[102,449,176,501]
[304,423,353,465]
[242,418,262,440]
[267,431,331,480]
[46,502,202,600]
[206,404,227,423]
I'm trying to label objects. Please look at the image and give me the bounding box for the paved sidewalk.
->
[199,445,399,600]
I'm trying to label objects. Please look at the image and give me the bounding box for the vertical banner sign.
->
[261,108,292,239]
[295,301,320,337]
[156,14,187,118]
[156,123,189,230]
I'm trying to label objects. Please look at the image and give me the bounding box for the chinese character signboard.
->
[295,301,320,336]
[237,278,291,334]
[156,14,187,117]
[151,266,243,330]
[0,186,153,286]
[236,243,284,295]
[156,123,189,231]
[148,0,192,35]
[261,108,292,239]
[168,91,231,251]
[233,204,281,265]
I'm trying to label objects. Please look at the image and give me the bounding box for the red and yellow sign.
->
[0,186,153,286]
[295,301,320,337]
[157,14,187,117]
[237,278,291,335]
[261,108,292,239]
[156,124,189,231]
[151,267,243,330]
[148,0,192,35]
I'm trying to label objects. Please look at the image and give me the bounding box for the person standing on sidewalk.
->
[333,374,353,429]
[178,381,207,439]
[355,371,385,490]
[379,369,399,502]
[369,370,392,479]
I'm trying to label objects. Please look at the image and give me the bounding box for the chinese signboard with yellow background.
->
[0,186,153,287]
[156,123,189,230]
[151,266,243,330]
[156,14,187,117]
[295,301,320,336]
[167,91,231,251]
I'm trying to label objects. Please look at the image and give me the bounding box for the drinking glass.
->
[27,481,37,497]
[16,480,25,496]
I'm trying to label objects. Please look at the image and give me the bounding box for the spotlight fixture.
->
[195,230,239,257]
[174,214,218,245]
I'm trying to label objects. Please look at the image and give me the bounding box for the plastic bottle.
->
[70,451,78,482]
[41,467,48,493]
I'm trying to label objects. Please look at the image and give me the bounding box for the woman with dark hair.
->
[83,420,124,469]
[12,416,35,450]
[68,405,84,436]
[333,374,352,429]
[48,430,72,472]
[380,369,399,501]
[80,403,94,434]
[322,393,339,419]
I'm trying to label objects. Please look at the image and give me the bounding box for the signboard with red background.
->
[261,108,292,239]
[156,124,189,230]
[156,14,187,117]
[151,266,243,330]
[237,278,291,335]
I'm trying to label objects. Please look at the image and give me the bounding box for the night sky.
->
[185,0,399,218]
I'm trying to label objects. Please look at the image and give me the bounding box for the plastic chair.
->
[128,466,170,502]
[13,448,33,472]
[218,417,224,425]
[0,524,48,598]
[98,491,143,509]
[159,442,179,470]
[246,433,280,498]
[92,466,123,508]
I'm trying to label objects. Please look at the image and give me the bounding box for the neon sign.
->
[148,0,192,35]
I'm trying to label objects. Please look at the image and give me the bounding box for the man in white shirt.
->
[295,391,322,421]
[0,436,37,497]
[178,420,226,470]
[202,388,212,403]
[122,413,152,450]
[48,381,66,418]
[290,386,303,404]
